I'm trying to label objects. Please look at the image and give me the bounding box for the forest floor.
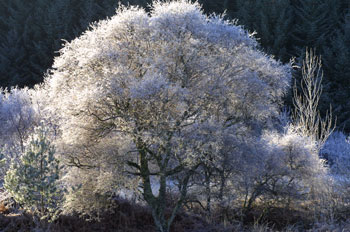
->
[0,198,225,232]
[0,198,350,232]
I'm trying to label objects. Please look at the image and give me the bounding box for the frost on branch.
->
[44,1,291,231]
[46,0,290,146]
[0,88,36,157]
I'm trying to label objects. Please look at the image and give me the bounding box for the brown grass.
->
[0,202,9,214]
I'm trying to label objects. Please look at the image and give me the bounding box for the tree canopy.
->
[43,1,290,231]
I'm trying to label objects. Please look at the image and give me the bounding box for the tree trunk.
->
[136,138,194,232]
[137,141,168,232]
[204,168,212,222]
[40,150,44,218]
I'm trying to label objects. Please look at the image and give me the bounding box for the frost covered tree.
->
[0,86,58,185]
[292,49,334,152]
[45,1,290,231]
[4,126,62,219]
[0,88,37,158]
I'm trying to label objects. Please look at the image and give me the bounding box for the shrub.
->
[4,126,62,220]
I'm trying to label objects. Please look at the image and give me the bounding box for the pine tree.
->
[0,0,36,87]
[4,127,62,219]
[0,0,122,88]
[0,0,10,33]
[254,0,293,62]
[229,0,293,62]
[290,0,341,57]
[322,10,350,132]
[224,0,238,16]
[198,0,225,15]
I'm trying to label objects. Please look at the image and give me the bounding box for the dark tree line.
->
[226,0,350,132]
[0,0,350,131]
[0,0,122,87]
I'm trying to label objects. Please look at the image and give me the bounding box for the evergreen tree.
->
[224,0,238,16]
[322,10,350,132]
[253,0,293,62]
[228,0,293,62]
[4,127,62,219]
[0,0,37,87]
[290,0,341,57]
[231,0,258,31]
[0,0,10,33]
[0,0,121,88]
[198,0,225,15]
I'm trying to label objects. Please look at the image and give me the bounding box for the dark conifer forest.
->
[1,1,350,231]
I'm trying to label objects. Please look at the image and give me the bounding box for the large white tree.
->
[44,1,291,231]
